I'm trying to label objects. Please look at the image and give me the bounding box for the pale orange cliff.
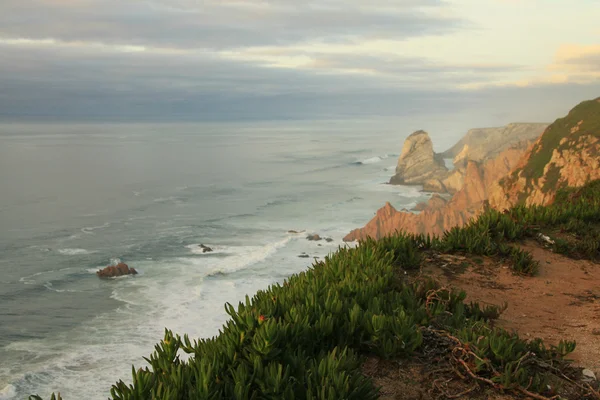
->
[489,99,600,209]
[344,142,530,241]
[344,98,600,242]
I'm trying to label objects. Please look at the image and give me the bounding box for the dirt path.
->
[422,241,600,376]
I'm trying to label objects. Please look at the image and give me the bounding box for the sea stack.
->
[389,130,447,185]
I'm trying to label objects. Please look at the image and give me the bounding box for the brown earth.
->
[362,241,600,399]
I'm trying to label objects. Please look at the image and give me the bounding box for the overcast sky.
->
[1,0,599,123]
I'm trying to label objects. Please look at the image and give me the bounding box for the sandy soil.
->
[422,241,600,375]
[362,241,600,399]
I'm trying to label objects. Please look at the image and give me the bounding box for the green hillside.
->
[516,98,600,182]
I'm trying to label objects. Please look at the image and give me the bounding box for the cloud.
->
[0,0,461,49]
[0,0,597,121]
[461,44,600,89]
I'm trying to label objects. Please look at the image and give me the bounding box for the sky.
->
[0,0,599,123]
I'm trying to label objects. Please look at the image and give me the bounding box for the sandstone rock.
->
[491,98,600,209]
[441,123,548,168]
[389,130,448,185]
[344,143,530,241]
[441,169,465,194]
[97,262,138,278]
[423,179,446,193]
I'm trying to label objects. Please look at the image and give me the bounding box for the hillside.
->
[491,98,600,210]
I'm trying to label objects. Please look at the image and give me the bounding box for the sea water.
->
[0,121,432,399]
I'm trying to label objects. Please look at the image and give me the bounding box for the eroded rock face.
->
[389,130,448,185]
[344,143,530,241]
[346,98,599,242]
[412,194,448,212]
[97,262,138,278]
[491,99,600,210]
[441,123,548,168]
[423,169,466,194]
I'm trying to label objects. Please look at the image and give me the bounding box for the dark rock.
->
[97,262,138,278]
[325,237,334,242]
[298,253,310,258]
[306,234,322,241]
[199,244,213,253]
[288,230,305,234]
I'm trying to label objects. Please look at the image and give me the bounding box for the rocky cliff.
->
[345,98,600,242]
[389,130,448,185]
[490,98,600,210]
[441,123,548,168]
[344,140,534,241]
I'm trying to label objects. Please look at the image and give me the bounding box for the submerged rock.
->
[298,253,310,258]
[199,244,213,253]
[97,262,137,278]
[306,234,322,241]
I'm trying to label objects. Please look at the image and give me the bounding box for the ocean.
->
[0,121,434,399]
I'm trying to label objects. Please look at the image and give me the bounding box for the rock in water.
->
[306,234,322,241]
[298,253,310,258]
[389,130,448,185]
[199,244,213,253]
[97,262,138,278]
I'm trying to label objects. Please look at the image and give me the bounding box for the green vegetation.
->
[510,97,600,184]
[31,180,600,400]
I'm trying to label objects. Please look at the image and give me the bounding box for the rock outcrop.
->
[199,244,213,253]
[389,130,448,185]
[344,142,531,241]
[423,169,466,194]
[97,262,138,278]
[441,123,548,168]
[345,98,600,242]
[490,98,600,210]
[412,194,448,212]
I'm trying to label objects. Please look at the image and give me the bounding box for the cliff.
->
[441,123,548,168]
[344,142,529,241]
[490,98,600,210]
[389,130,448,185]
[345,98,600,242]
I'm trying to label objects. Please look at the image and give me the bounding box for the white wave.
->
[81,223,110,235]
[153,196,182,203]
[0,384,16,400]
[184,237,292,276]
[384,165,396,172]
[57,248,93,255]
[357,156,385,165]
[186,244,224,255]
[396,186,425,198]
